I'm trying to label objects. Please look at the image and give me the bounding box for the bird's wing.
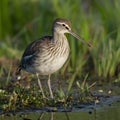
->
[16,36,52,74]
[22,36,52,58]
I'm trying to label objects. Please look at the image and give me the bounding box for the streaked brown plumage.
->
[17,18,90,99]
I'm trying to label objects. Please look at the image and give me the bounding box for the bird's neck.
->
[52,31,67,44]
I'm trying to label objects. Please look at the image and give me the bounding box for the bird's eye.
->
[62,24,69,30]
[65,26,69,30]
[62,24,65,26]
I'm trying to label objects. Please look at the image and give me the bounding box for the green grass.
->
[0,0,120,80]
[0,0,120,112]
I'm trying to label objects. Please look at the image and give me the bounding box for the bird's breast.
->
[36,43,70,75]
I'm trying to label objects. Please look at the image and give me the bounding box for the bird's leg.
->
[36,73,46,98]
[48,74,54,99]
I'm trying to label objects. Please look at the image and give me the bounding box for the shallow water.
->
[0,82,120,120]
[1,99,120,120]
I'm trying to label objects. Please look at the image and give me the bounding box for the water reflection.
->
[0,102,120,120]
[38,112,69,120]
[38,112,54,120]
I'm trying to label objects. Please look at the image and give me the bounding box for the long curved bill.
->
[69,30,91,48]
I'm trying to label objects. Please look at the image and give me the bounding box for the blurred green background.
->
[0,0,120,81]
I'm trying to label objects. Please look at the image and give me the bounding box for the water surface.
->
[1,99,120,120]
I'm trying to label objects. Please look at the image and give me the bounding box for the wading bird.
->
[17,18,90,99]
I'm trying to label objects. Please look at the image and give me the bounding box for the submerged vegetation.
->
[0,0,120,112]
[0,76,94,112]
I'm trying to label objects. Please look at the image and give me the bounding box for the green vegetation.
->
[0,79,93,112]
[0,0,120,112]
[1,0,120,80]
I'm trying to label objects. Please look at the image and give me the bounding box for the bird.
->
[16,18,91,99]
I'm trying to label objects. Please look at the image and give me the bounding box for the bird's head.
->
[53,18,91,47]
